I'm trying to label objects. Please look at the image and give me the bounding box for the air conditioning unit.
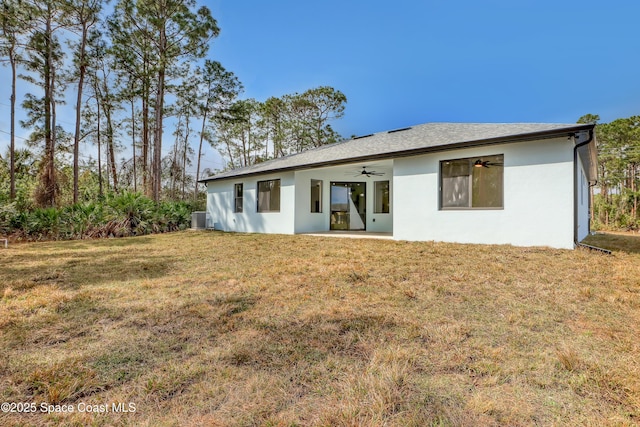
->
[191,211,207,229]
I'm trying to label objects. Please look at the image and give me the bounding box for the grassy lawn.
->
[1,232,639,426]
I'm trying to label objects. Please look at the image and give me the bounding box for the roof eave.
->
[199,124,595,183]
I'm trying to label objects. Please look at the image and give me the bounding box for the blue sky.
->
[205,0,640,138]
[1,0,639,169]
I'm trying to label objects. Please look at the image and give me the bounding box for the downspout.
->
[573,130,611,254]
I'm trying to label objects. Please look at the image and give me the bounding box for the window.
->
[234,183,243,213]
[440,154,503,209]
[257,179,281,212]
[311,179,322,213]
[374,181,390,213]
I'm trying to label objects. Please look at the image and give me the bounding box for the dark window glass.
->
[311,179,322,213]
[374,181,390,213]
[257,179,281,212]
[234,183,243,212]
[441,155,503,209]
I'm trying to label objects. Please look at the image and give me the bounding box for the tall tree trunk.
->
[171,120,180,197]
[194,105,208,200]
[142,92,149,195]
[153,37,166,202]
[104,104,118,192]
[73,26,88,204]
[242,133,248,167]
[632,163,637,220]
[142,56,150,197]
[95,79,103,197]
[51,61,57,205]
[98,63,118,193]
[131,95,137,193]
[43,5,54,207]
[600,165,608,225]
[181,114,190,199]
[9,41,16,200]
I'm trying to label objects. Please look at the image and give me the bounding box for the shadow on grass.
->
[63,252,174,286]
[1,252,175,290]
[225,314,398,370]
[583,232,640,254]
[46,236,155,250]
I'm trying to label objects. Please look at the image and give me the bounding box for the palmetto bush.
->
[0,192,193,241]
[105,192,155,237]
[24,207,62,240]
[63,203,105,239]
[154,201,192,233]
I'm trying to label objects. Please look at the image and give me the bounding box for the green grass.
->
[583,231,640,254]
[1,231,639,426]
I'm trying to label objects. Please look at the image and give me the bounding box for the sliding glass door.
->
[330,182,366,230]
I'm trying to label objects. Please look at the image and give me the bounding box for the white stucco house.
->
[200,122,597,249]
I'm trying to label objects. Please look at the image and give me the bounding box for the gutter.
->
[573,129,611,254]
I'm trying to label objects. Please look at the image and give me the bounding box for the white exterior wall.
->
[206,172,295,234]
[393,138,576,249]
[205,137,586,248]
[294,169,329,233]
[576,155,590,242]
[293,166,393,233]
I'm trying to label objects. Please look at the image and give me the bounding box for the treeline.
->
[0,0,347,212]
[579,114,640,230]
[212,87,346,170]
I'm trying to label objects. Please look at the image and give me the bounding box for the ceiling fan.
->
[353,166,385,177]
[474,159,504,168]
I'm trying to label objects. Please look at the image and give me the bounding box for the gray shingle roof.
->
[201,122,593,182]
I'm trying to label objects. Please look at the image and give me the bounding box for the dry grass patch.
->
[0,231,639,426]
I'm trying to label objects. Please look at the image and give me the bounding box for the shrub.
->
[63,203,105,239]
[156,201,191,233]
[0,192,193,241]
[25,207,61,240]
[105,192,155,237]
[0,203,20,235]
